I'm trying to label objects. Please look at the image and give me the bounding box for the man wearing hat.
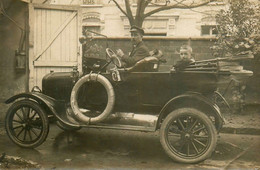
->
[116,25,150,67]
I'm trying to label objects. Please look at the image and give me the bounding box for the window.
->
[121,15,177,37]
[201,25,218,36]
[82,12,102,36]
[83,26,101,36]
[142,19,169,37]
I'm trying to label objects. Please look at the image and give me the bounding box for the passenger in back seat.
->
[173,45,195,71]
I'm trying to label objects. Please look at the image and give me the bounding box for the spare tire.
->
[70,73,115,124]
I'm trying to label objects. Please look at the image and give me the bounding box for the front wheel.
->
[5,100,49,148]
[160,108,217,163]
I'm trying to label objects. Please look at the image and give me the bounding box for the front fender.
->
[6,92,57,106]
[5,92,80,127]
[157,92,225,132]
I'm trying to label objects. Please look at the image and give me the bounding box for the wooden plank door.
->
[28,4,82,90]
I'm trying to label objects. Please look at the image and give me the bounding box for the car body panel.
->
[40,69,223,131]
[42,71,218,112]
[42,72,77,101]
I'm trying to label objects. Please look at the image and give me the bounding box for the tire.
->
[5,100,49,148]
[56,121,82,131]
[70,73,115,124]
[160,108,217,163]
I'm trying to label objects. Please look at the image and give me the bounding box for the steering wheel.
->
[106,48,122,68]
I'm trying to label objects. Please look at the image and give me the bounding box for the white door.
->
[29,4,82,90]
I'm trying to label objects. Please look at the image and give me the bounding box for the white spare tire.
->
[70,73,115,124]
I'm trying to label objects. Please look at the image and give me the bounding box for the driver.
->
[116,25,150,67]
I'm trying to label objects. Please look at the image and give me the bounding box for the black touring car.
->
[4,38,231,163]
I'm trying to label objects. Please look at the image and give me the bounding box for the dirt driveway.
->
[0,124,260,169]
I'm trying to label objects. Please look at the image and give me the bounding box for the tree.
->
[110,0,215,27]
[211,0,260,113]
[211,0,260,58]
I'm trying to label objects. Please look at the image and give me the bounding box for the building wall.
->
[50,0,225,37]
[0,1,27,121]
[0,1,218,97]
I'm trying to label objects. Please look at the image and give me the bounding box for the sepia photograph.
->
[0,0,259,169]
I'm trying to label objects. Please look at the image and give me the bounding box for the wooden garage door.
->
[29,4,82,90]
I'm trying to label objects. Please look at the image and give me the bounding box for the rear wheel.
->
[160,108,217,163]
[5,100,49,148]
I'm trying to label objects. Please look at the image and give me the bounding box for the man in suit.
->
[116,25,150,67]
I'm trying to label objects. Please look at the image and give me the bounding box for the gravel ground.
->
[0,102,259,168]
[224,105,260,129]
[0,155,40,169]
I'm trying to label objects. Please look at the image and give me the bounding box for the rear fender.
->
[5,92,80,127]
[157,92,225,132]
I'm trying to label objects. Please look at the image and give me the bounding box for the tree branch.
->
[144,0,215,18]
[141,0,151,18]
[111,0,129,18]
[124,0,134,24]
[134,0,152,26]
[135,0,146,25]
[136,0,142,19]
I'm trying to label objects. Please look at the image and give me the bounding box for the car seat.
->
[125,50,164,72]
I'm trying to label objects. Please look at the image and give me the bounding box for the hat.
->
[130,25,145,35]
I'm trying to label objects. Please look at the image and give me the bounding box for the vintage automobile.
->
[4,42,228,163]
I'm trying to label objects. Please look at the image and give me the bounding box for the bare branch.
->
[125,0,134,24]
[111,0,129,18]
[144,0,215,18]
[135,0,148,25]
[136,0,142,19]
[142,0,151,16]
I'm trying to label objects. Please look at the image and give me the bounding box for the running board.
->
[80,112,158,132]
[58,108,159,132]
[80,123,157,132]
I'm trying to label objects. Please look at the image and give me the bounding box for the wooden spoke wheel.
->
[160,108,217,163]
[5,100,49,148]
